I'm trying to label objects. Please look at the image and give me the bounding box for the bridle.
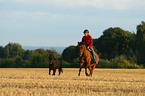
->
[79,45,86,57]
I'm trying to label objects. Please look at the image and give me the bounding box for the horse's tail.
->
[96,53,99,64]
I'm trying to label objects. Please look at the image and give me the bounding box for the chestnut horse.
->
[78,42,99,76]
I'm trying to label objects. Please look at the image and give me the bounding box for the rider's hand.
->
[87,46,91,51]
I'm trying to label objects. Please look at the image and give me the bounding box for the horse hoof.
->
[86,73,89,76]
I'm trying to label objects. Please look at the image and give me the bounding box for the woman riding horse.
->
[78,29,99,76]
[78,29,97,64]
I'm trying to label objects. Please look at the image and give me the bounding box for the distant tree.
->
[23,50,35,60]
[31,48,58,68]
[62,46,79,63]
[15,56,23,68]
[32,53,43,68]
[0,42,62,68]
[136,21,145,65]
[94,27,134,59]
[137,21,145,40]
[1,58,16,68]
[4,43,24,58]
[0,46,4,58]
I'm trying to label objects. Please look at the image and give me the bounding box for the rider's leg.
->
[89,47,97,63]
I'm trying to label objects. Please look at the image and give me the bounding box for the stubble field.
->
[0,68,145,96]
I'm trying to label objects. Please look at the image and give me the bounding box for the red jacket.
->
[82,35,93,47]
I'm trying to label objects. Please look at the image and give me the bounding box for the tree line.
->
[0,43,60,68]
[0,21,145,68]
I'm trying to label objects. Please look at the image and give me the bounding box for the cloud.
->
[7,0,144,10]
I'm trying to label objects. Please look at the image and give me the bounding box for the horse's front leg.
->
[78,63,83,76]
[53,69,56,76]
[85,65,89,76]
[49,68,51,75]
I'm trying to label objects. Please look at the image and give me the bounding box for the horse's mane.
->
[78,42,87,47]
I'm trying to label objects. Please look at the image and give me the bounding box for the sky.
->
[0,0,145,47]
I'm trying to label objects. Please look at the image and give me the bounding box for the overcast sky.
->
[0,0,145,47]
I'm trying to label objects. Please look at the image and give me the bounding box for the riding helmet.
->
[83,29,89,34]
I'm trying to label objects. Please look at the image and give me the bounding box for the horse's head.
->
[78,42,87,56]
[49,54,55,65]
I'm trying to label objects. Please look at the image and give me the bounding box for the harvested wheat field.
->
[0,68,145,96]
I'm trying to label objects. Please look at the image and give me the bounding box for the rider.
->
[78,29,97,64]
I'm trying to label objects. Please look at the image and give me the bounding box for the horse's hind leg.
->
[88,66,92,76]
[90,64,97,76]
[58,67,62,76]
[49,68,51,75]
[78,67,82,76]
[85,66,89,76]
[58,68,61,76]
[78,63,83,76]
